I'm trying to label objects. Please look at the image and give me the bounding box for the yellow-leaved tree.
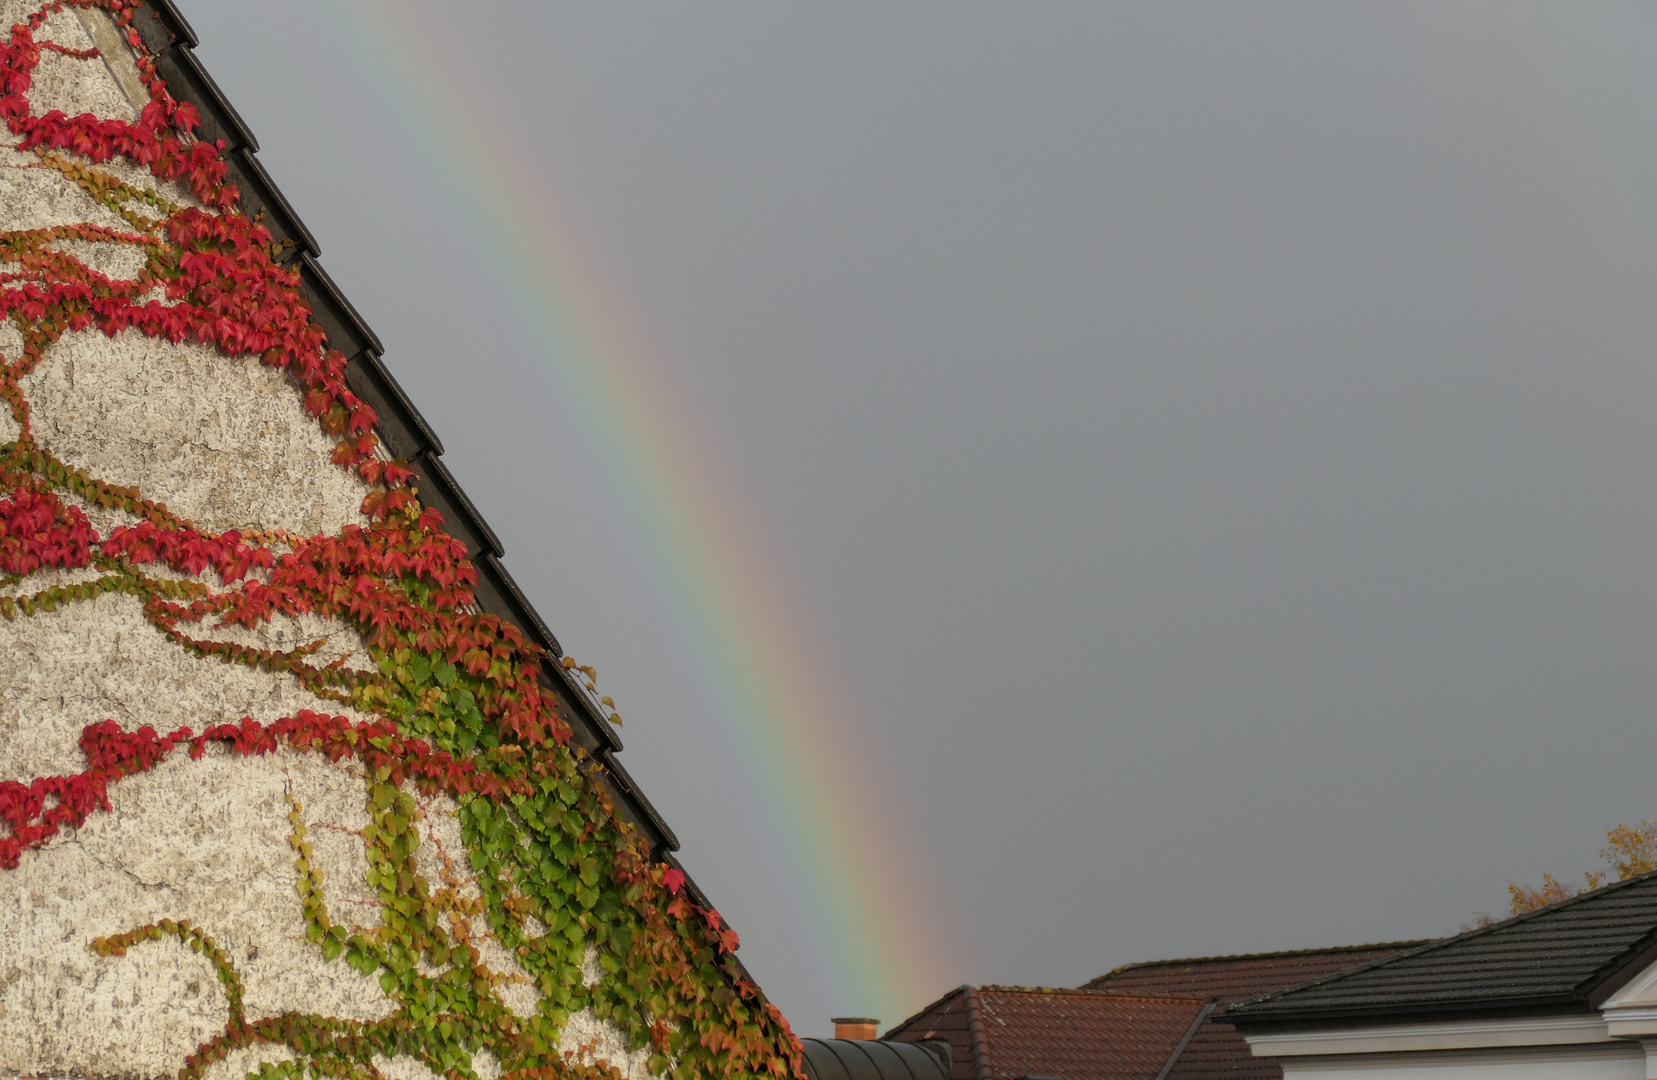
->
[1469,821,1657,928]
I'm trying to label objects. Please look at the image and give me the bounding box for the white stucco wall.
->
[23,328,373,536]
[0,3,660,1076]
[0,748,397,1076]
[0,591,376,782]
[1251,1009,1657,1080]
[1279,1045,1646,1080]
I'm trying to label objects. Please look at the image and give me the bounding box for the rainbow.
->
[300,0,960,1025]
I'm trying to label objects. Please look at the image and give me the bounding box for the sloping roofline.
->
[1082,941,1436,991]
[1222,869,1657,1028]
[885,983,1212,1040]
[1083,941,1437,1080]
[885,983,1214,1080]
[127,0,756,965]
[979,985,1210,1000]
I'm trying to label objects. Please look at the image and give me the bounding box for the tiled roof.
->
[1158,1018,1271,1080]
[1226,870,1657,1026]
[885,985,1209,1080]
[1084,944,1427,1003]
[1082,944,1425,1080]
[883,985,979,1080]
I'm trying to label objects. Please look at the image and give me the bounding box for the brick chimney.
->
[832,1017,880,1041]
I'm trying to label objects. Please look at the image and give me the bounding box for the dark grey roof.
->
[802,1039,951,1080]
[1223,870,1657,1027]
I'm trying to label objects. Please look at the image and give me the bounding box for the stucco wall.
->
[0,4,667,1078]
[23,328,372,537]
[1276,1044,1646,1080]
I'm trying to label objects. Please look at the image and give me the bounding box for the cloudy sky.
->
[187,0,1657,1035]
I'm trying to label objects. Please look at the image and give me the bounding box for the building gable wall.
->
[0,4,798,1078]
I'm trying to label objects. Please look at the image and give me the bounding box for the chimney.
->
[832,1017,880,1041]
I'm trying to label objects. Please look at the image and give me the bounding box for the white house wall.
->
[1279,1044,1646,1080]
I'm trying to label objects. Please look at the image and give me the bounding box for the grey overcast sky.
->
[186,0,1657,1035]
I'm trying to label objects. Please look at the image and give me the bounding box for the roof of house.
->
[1224,869,1657,1028]
[1080,944,1427,1080]
[801,1038,951,1080]
[1084,943,1429,1002]
[884,985,1211,1080]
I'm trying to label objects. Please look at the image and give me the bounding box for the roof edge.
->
[1218,996,1595,1031]
[1224,868,1657,1024]
[1154,1001,1218,1080]
[979,984,1208,1002]
[883,984,970,1041]
[1589,936,1657,1010]
[1082,940,1437,990]
[883,982,1211,1048]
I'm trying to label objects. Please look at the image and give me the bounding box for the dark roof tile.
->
[343,349,444,461]
[1226,870,1657,1024]
[130,0,196,53]
[151,45,256,152]
[1085,944,1425,1005]
[412,453,503,559]
[222,147,317,260]
[299,253,383,360]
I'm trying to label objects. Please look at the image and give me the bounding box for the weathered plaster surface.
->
[0,563,109,602]
[198,1044,300,1080]
[294,756,380,933]
[22,328,372,536]
[0,748,397,1077]
[0,3,661,1076]
[0,591,378,783]
[187,609,372,676]
[0,144,134,233]
[50,238,151,282]
[0,5,191,229]
[19,7,138,123]
[376,1054,449,1080]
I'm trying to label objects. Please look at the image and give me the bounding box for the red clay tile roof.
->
[884,986,981,1080]
[1156,1014,1269,1080]
[885,985,1209,1080]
